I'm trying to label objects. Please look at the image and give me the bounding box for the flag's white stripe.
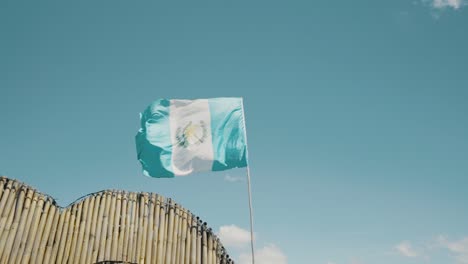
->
[169,99,214,176]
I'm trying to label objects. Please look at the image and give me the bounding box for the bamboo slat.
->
[98,191,112,262]
[170,204,179,264]
[21,195,45,263]
[139,193,149,264]
[91,193,104,263]
[81,195,95,264]
[202,225,208,264]
[157,200,167,264]
[56,207,71,263]
[122,192,131,261]
[165,200,175,264]
[157,198,166,264]
[30,198,52,263]
[151,194,160,263]
[117,192,127,260]
[73,197,87,264]
[63,203,79,263]
[1,184,26,263]
[184,212,192,264]
[105,192,116,261]
[37,203,57,264]
[111,192,122,260]
[130,192,138,263]
[0,181,19,260]
[11,188,34,264]
[43,204,61,263]
[146,194,154,264]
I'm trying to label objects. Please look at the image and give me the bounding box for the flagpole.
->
[246,166,255,264]
[241,98,255,264]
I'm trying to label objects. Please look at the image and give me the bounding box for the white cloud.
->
[424,0,466,9]
[217,225,252,248]
[217,225,286,264]
[224,174,244,182]
[437,236,468,264]
[433,0,464,9]
[238,244,287,264]
[395,241,420,257]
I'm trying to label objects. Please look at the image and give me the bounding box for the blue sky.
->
[1,0,468,263]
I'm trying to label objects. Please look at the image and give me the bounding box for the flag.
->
[136,97,248,178]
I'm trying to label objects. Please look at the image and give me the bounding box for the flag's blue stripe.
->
[208,98,248,171]
[136,99,174,178]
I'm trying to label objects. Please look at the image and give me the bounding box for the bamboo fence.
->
[0,177,234,264]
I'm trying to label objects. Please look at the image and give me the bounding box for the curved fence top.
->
[0,176,234,264]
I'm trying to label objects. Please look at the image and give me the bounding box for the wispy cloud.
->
[217,225,252,248]
[238,244,287,264]
[422,0,466,9]
[224,174,244,183]
[395,241,420,257]
[217,225,287,264]
[433,0,464,9]
[394,235,468,263]
[437,236,468,264]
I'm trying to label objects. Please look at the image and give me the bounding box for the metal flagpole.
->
[241,98,255,264]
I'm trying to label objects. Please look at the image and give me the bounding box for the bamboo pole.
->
[86,192,104,263]
[202,224,208,264]
[128,192,137,263]
[105,191,117,261]
[190,217,197,264]
[74,197,89,264]
[35,199,56,263]
[121,192,131,262]
[21,194,45,263]
[62,203,78,263]
[50,204,67,264]
[172,204,181,264]
[184,212,192,264]
[42,204,60,264]
[213,238,218,264]
[65,203,78,263]
[67,199,83,264]
[165,199,175,264]
[98,191,112,262]
[157,197,166,264]
[151,194,160,263]
[111,192,122,260]
[206,229,213,264]
[30,197,52,263]
[11,188,34,264]
[0,177,5,200]
[177,209,187,263]
[165,201,172,263]
[0,184,26,263]
[117,192,127,261]
[0,196,15,262]
[0,181,19,260]
[81,195,95,264]
[0,180,14,243]
[145,193,154,264]
[56,207,71,263]
[156,197,166,264]
[139,193,149,264]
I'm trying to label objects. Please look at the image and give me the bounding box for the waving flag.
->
[136,98,248,178]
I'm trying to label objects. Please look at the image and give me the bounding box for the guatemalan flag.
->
[136,98,248,178]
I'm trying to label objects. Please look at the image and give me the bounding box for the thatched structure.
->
[0,176,233,263]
